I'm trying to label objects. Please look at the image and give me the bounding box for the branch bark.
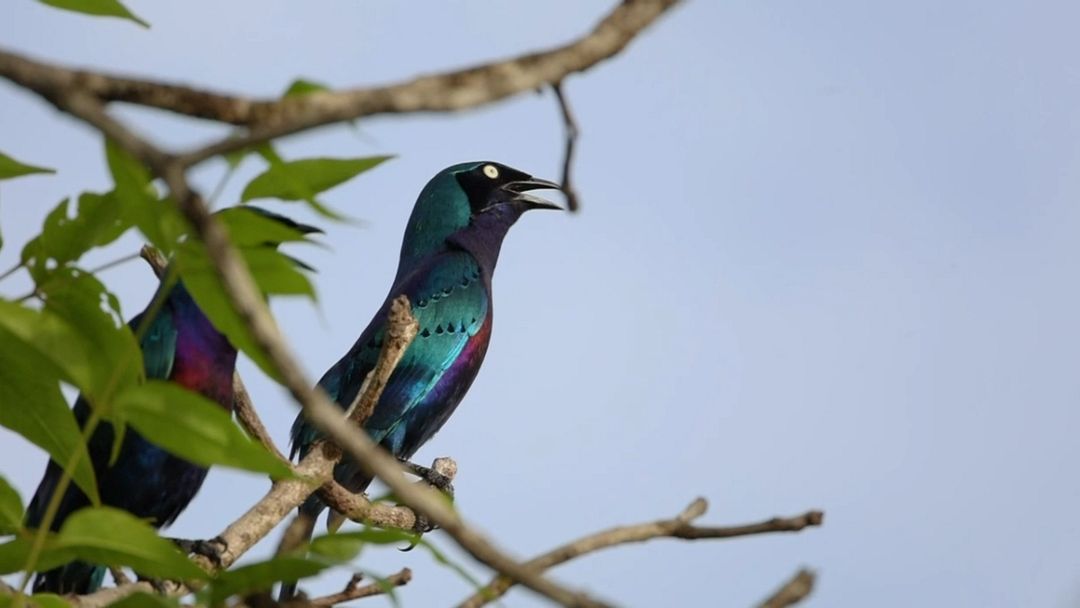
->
[459,501,823,608]
[300,569,412,607]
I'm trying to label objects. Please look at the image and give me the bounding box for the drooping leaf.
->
[240,156,391,204]
[0,475,23,536]
[56,507,206,580]
[0,323,99,503]
[116,381,292,478]
[37,0,149,28]
[0,151,55,180]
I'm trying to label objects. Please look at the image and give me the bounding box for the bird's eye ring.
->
[482,165,499,179]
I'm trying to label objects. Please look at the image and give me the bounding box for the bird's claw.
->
[399,459,455,499]
[171,535,227,568]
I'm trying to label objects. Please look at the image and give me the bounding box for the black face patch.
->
[454,162,531,214]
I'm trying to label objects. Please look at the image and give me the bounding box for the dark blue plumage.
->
[26,208,319,594]
[288,161,560,524]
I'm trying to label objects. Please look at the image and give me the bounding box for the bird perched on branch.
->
[283,161,560,595]
[26,207,321,595]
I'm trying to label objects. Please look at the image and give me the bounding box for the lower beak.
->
[503,177,564,210]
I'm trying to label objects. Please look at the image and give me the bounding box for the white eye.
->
[482,165,499,179]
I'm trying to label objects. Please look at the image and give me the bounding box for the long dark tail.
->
[276,496,323,601]
[33,561,106,595]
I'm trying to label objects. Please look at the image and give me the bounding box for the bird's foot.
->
[170,535,227,568]
[399,458,455,499]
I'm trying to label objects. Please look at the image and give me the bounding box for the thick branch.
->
[0,0,679,166]
[459,501,824,608]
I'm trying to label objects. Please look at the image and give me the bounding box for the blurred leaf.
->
[105,140,188,254]
[240,156,391,205]
[21,193,131,284]
[37,269,143,407]
[0,475,23,536]
[205,557,326,604]
[309,528,417,562]
[0,151,55,180]
[0,320,99,503]
[116,381,292,478]
[176,238,315,379]
[282,78,330,98]
[56,507,207,581]
[37,0,149,28]
[27,594,70,608]
[216,207,321,248]
[0,536,77,575]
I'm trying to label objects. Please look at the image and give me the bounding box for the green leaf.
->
[56,507,207,581]
[240,156,391,204]
[20,193,131,283]
[282,79,330,98]
[309,529,417,561]
[216,207,320,248]
[116,381,293,479]
[205,557,327,604]
[0,475,23,536]
[0,151,55,180]
[27,594,70,608]
[105,140,188,254]
[37,0,149,28]
[175,239,315,379]
[37,269,144,407]
[0,536,78,575]
[0,322,99,504]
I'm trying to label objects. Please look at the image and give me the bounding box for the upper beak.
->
[502,177,564,210]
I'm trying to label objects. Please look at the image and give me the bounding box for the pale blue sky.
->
[3,1,1080,606]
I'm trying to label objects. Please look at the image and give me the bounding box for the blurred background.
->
[2,1,1079,605]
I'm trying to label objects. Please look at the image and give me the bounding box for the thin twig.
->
[756,569,816,608]
[108,566,132,586]
[234,374,289,463]
[303,569,412,607]
[459,501,823,608]
[552,82,581,212]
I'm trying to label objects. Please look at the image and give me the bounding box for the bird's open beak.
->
[503,177,564,210]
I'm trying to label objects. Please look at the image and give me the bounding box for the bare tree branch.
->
[233,374,290,464]
[756,569,816,608]
[0,0,679,167]
[2,4,692,606]
[459,501,824,608]
[299,569,412,607]
[552,83,582,212]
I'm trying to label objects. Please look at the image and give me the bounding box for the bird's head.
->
[399,161,562,269]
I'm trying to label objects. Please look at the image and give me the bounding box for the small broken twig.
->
[756,568,816,608]
[552,82,581,212]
